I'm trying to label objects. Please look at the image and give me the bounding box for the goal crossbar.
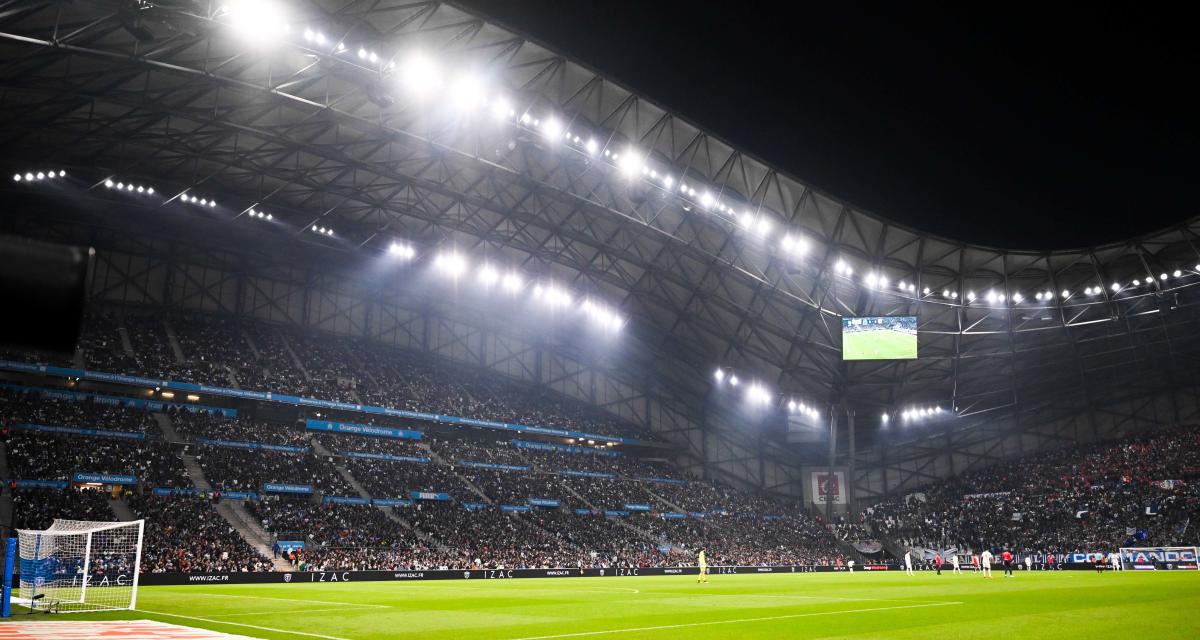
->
[13,518,144,613]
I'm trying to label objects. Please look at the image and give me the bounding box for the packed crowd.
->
[191,444,354,495]
[0,386,155,433]
[167,408,309,447]
[132,494,271,572]
[12,487,114,530]
[8,433,189,488]
[61,311,651,440]
[860,426,1200,556]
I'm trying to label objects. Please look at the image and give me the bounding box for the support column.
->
[847,408,856,514]
[825,407,839,522]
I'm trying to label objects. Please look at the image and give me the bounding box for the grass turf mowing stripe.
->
[501,601,964,639]
[135,609,353,640]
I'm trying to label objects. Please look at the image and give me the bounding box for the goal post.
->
[12,519,144,613]
[1119,546,1199,570]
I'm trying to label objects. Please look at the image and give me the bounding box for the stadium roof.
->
[2,0,1199,497]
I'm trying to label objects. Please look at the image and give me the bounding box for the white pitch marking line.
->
[136,609,351,640]
[210,607,367,618]
[504,601,964,640]
[178,592,390,608]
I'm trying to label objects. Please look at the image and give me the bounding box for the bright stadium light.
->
[714,369,725,383]
[755,216,772,235]
[541,116,564,141]
[222,0,287,45]
[1160,273,1169,281]
[400,52,441,97]
[1173,270,1182,278]
[942,289,950,298]
[502,272,523,293]
[585,138,599,155]
[729,375,739,387]
[1132,279,1141,286]
[448,73,486,111]
[433,252,467,278]
[881,412,889,423]
[478,264,499,286]
[1012,292,1023,303]
[388,242,415,260]
[1111,282,1121,292]
[617,150,641,177]
[1061,289,1070,299]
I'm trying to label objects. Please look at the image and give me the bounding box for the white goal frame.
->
[15,519,144,613]
[1119,546,1199,570]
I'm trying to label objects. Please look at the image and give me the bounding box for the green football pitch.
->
[8,571,1200,639]
[843,329,917,360]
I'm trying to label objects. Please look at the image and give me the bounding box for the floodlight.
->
[370,52,378,64]
[1111,283,1120,292]
[585,138,599,155]
[24,172,34,181]
[449,73,485,111]
[1160,273,1169,280]
[1060,289,1070,298]
[617,151,641,177]
[1173,270,1182,278]
[490,96,512,121]
[12,174,20,182]
[136,186,144,193]
[1132,279,1140,286]
[729,375,739,387]
[434,252,467,277]
[478,264,499,286]
[663,175,674,189]
[755,217,771,235]
[881,412,889,423]
[36,172,44,180]
[58,170,66,177]
[714,369,725,383]
[541,116,563,141]
[967,291,976,301]
[502,272,522,292]
[700,192,715,208]
[223,0,286,45]
[400,53,441,97]
[147,187,154,195]
[1012,293,1023,303]
[942,289,950,297]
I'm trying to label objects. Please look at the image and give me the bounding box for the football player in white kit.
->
[981,550,994,578]
[904,550,914,576]
[951,554,962,574]
[1111,552,1122,571]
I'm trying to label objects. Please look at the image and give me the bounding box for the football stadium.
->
[0,2,1197,639]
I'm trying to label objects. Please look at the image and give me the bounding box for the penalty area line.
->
[504,601,964,640]
[135,609,352,640]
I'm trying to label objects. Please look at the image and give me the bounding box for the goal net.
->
[15,519,144,613]
[1118,546,1199,570]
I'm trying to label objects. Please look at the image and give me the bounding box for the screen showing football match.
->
[842,316,918,360]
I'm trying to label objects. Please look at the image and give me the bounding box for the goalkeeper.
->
[697,548,709,584]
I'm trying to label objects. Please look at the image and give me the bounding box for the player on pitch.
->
[697,548,709,584]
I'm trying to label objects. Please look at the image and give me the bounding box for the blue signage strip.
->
[528,498,561,507]
[371,498,413,507]
[13,479,68,490]
[637,477,688,485]
[15,423,145,441]
[604,510,630,517]
[0,361,639,445]
[196,438,307,453]
[662,512,687,520]
[263,483,313,494]
[574,508,594,515]
[558,469,615,479]
[689,512,707,518]
[462,502,489,510]
[152,487,198,497]
[623,503,652,512]
[512,439,622,457]
[324,495,370,505]
[222,491,259,501]
[73,472,136,485]
[500,504,531,513]
[342,451,430,463]
[306,419,423,441]
[0,382,236,417]
[275,541,306,551]
[410,491,451,501]
[456,460,530,472]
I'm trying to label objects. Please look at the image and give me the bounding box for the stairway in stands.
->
[421,443,493,504]
[310,436,436,543]
[107,497,137,522]
[155,413,291,570]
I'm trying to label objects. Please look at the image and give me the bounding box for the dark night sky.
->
[460,1,1199,250]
